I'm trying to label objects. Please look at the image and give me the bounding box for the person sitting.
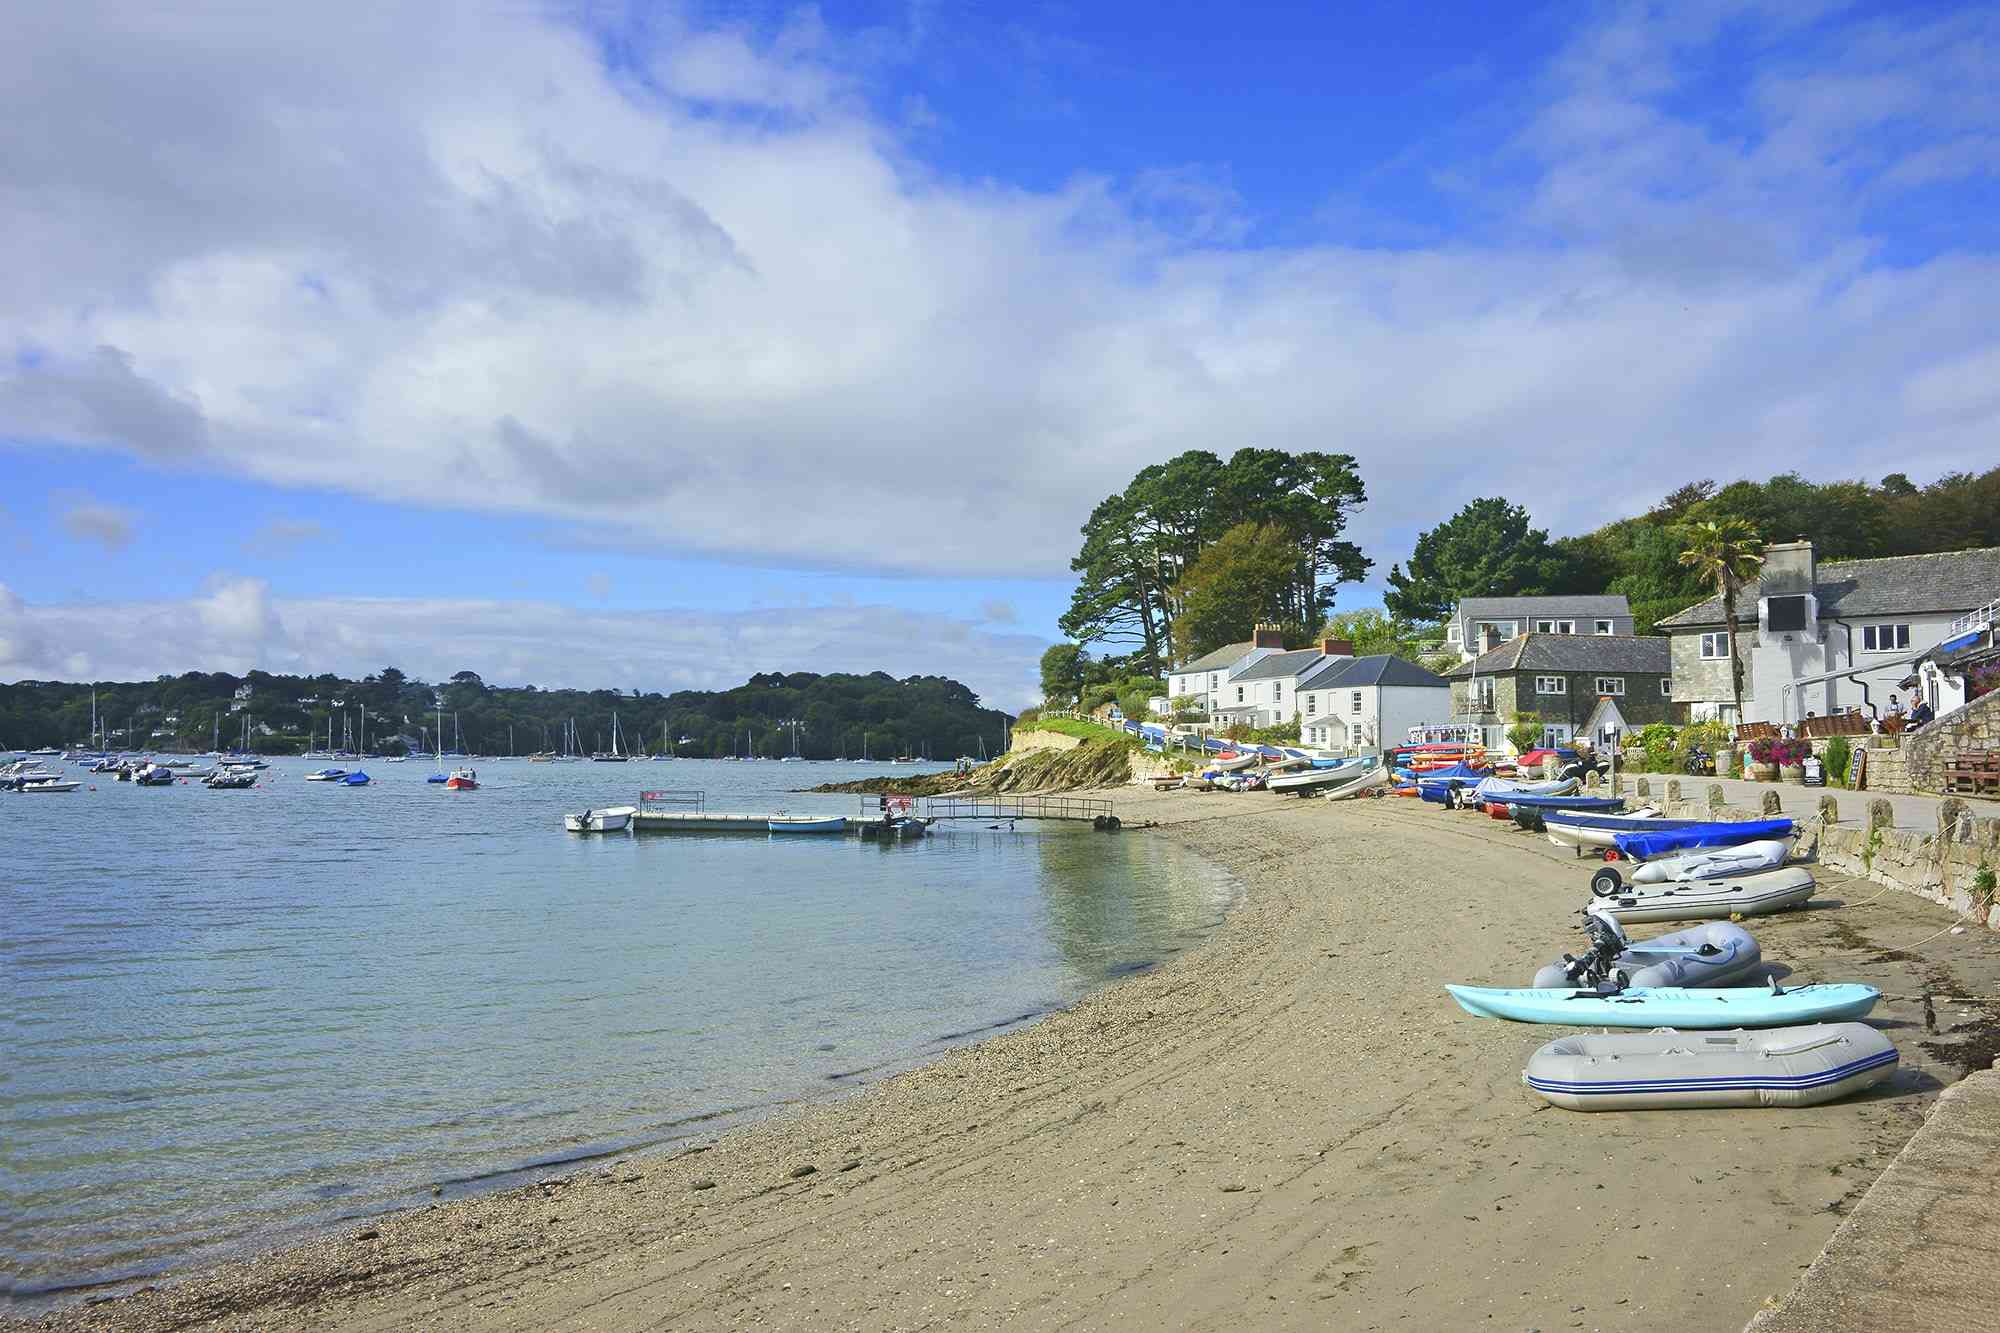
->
[1909,695,1936,727]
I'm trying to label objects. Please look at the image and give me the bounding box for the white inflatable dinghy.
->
[1524,1023,1897,1110]
[1587,867,1815,924]
[1533,918,1763,990]
[1630,838,1792,884]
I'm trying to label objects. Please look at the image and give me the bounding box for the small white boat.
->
[1587,867,1817,924]
[1321,765,1390,800]
[1211,752,1261,773]
[9,776,82,792]
[304,768,347,782]
[1630,839,1793,885]
[1524,1023,1897,1111]
[1269,758,1374,796]
[767,814,847,833]
[565,805,636,833]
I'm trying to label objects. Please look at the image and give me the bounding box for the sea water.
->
[3,758,1235,1296]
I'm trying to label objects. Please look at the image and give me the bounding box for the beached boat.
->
[304,768,348,782]
[444,768,479,790]
[565,805,636,833]
[1471,776,1578,801]
[1532,916,1763,990]
[1446,980,1878,1028]
[1523,1023,1897,1111]
[1587,866,1816,924]
[1611,819,1796,862]
[1270,757,1375,796]
[767,814,847,833]
[1628,838,1793,885]
[1543,809,1697,850]
[1322,765,1391,800]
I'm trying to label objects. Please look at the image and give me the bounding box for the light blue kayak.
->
[1445,982,1879,1028]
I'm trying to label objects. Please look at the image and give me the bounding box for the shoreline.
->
[20,789,2000,1331]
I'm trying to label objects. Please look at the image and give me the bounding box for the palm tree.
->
[1676,519,1765,725]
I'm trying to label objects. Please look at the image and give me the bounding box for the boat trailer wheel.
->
[1589,866,1625,898]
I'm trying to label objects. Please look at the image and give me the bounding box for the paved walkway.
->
[1747,1063,2000,1332]
[1620,772,1997,832]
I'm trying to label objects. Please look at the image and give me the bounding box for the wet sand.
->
[23,789,2000,1332]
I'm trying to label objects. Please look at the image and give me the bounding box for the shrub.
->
[1506,711,1543,755]
[1672,720,1731,768]
[1824,735,1852,788]
[1632,722,1680,772]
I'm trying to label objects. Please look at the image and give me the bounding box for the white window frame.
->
[1535,619,1576,635]
[1236,685,1245,703]
[1594,619,1613,635]
[1473,678,1495,711]
[1305,694,1316,716]
[1273,682,1283,703]
[1595,676,1626,696]
[1349,690,1363,715]
[1699,632,1730,660]
[1445,624,1461,644]
[1349,724,1365,748]
[1534,675,1565,695]
[1862,623,1911,653]
[1660,678,1672,697]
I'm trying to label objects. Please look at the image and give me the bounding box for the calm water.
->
[4,757,1235,1297]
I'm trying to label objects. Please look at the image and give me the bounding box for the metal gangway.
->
[918,793,1116,823]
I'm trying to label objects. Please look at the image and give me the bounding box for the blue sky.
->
[4,1,1997,707]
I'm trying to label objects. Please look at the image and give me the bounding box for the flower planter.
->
[1779,763,1805,784]
[1748,762,1777,782]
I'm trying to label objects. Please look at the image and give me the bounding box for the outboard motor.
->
[1557,909,1633,989]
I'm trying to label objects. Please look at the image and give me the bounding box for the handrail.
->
[1948,598,1999,635]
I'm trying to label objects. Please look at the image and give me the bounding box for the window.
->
[1349,724,1365,748]
[1209,673,1218,691]
[1699,632,1730,659]
[1446,624,1461,644]
[1862,623,1910,652]
[1305,694,1316,716]
[1535,619,1576,634]
[1347,690,1362,714]
[1660,679,1672,697]
[1535,676,1566,694]
[1595,677,1625,696]
[1273,683,1282,702]
[1594,619,1613,635]
[1236,685,1245,703]
[1473,679,1495,711]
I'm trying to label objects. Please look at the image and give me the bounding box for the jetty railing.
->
[639,789,705,812]
[919,794,1114,822]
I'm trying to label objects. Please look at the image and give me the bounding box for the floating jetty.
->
[604,790,1119,835]
[631,810,775,833]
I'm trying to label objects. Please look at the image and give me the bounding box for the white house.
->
[1210,645,1348,729]
[1297,655,1452,754]
[1657,542,2000,725]
[1444,595,1634,661]
[1165,627,1287,715]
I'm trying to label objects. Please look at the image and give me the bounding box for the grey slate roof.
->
[1442,633,1670,678]
[1175,640,1257,673]
[1457,595,1631,621]
[1229,648,1325,682]
[1299,654,1449,690]
[1657,547,2000,629]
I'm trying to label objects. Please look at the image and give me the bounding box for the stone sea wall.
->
[1628,775,2000,932]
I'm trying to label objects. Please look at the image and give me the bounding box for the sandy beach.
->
[24,788,2000,1332]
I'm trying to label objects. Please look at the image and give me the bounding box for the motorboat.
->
[134,764,177,786]
[1586,867,1817,924]
[6,775,82,792]
[767,814,847,833]
[444,768,479,790]
[205,770,257,789]
[1532,913,1763,990]
[1270,757,1376,796]
[1523,1024,1897,1111]
[339,771,371,786]
[565,805,636,833]
[304,768,348,782]
[1446,980,1878,1028]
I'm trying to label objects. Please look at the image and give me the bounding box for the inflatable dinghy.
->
[1612,819,1795,861]
[1523,1023,1897,1110]
[1445,980,1878,1028]
[1533,918,1763,990]
[1471,775,1579,801]
[1628,839,1792,884]
[1586,866,1816,924]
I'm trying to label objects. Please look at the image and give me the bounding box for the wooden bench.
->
[1944,749,2000,797]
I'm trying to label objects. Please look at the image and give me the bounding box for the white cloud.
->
[0,580,1047,711]
[0,1,1996,593]
[57,496,139,552]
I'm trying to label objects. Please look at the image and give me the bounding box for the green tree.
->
[1319,608,1435,662]
[1675,518,1764,724]
[1383,497,1575,623]
[1507,711,1544,755]
[1038,643,1090,706]
[1174,522,1312,656]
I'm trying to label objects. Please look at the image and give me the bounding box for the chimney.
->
[1319,638,1355,658]
[1759,539,1818,644]
[1252,623,1285,650]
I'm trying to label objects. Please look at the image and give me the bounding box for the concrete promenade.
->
[1747,1062,2000,1332]
[1624,771,1997,832]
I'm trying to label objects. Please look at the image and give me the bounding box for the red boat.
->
[444,768,479,790]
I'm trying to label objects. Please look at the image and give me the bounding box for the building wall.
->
[1454,671,1675,752]
[1668,628,1754,710]
[1748,611,1963,723]
[1378,685,1451,752]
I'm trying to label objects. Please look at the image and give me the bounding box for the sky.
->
[4,1,1997,709]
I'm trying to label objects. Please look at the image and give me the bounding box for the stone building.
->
[1442,633,1679,754]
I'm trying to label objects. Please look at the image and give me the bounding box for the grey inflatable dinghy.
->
[1629,838,1792,885]
[1587,867,1816,924]
[1533,915,1763,990]
[1523,1023,1897,1110]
